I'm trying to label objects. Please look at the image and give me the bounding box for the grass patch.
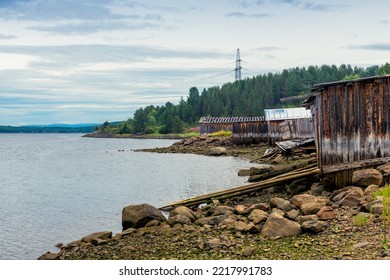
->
[209,130,233,137]
[353,213,369,227]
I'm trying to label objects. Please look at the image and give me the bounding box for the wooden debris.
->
[159,167,321,211]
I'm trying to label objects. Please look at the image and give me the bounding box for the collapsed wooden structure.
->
[304,75,390,186]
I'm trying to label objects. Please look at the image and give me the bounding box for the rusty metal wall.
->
[311,76,390,184]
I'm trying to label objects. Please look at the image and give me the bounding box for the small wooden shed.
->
[304,75,390,186]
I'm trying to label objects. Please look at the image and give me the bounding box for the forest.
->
[98,62,390,135]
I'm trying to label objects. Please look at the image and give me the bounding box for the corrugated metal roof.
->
[264,107,311,121]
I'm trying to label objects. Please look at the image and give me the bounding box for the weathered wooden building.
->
[200,108,313,145]
[304,75,390,186]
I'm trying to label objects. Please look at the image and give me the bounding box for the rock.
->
[169,206,197,222]
[122,203,166,230]
[249,203,270,212]
[238,169,252,176]
[352,169,383,187]
[287,178,311,195]
[234,221,248,232]
[120,228,137,236]
[316,206,336,220]
[352,242,370,249]
[301,220,327,233]
[270,197,295,211]
[290,194,321,208]
[194,217,212,226]
[249,165,274,176]
[368,202,385,215]
[310,183,325,196]
[208,215,228,226]
[339,193,362,208]
[260,213,301,238]
[376,163,390,176]
[213,205,234,216]
[168,214,192,226]
[234,204,248,215]
[286,209,300,220]
[145,220,161,227]
[272,154,285,164]
[243,247,255,257]
[296,214,318,224]
[91,238,109,246]
[301,201,328,215]
[248,209,269,223]
[206,238,223,249]
[364,184,379,196]
[271,208,286,217]
[208,147,227,156]
[37,252,60,260]
[81,231,112,243]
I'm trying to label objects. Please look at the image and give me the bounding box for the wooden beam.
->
[159,167,320,211]
[322,157,390,174]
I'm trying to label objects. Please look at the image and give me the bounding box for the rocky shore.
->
[38,137,390,260]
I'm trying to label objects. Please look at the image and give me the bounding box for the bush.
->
[209,130,233,137]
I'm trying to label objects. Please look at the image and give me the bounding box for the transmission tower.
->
[234,48,242,81]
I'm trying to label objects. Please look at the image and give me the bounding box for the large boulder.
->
[248,209,269,224]
[290,194,330,214]
[260,212,301,238]
[122,203,166,230]
[270,197,295,212]
[290,194,320,208]
[208,147,227,156]
[352,169,383,187]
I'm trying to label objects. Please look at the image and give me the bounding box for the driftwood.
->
[248,159,317,182]
[159,166,320,211]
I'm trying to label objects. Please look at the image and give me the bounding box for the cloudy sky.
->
[0,0,389,126]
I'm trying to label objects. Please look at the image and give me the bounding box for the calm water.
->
[0,134,255,259]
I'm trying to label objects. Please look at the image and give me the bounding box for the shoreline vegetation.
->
[38,133,390,260]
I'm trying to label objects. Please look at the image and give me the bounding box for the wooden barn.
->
[304,75,390,187]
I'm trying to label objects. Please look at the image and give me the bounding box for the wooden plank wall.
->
[312,76,390,186]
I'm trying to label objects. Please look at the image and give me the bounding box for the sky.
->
[0,0,389,126]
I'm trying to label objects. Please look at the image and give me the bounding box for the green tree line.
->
[99,63,390,135]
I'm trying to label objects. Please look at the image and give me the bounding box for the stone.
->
[290,194,321,208]
[316,206,336,220]
[249,203,270,212]
[168,214,192,226]
[249,209,269,223]
[122,203,166,230]
[310,183,325,196]
[364,184,379,196]
[301,201,328,215]
[234,204,249,215]
[81,231,112,243]
[37,252,60,260]
[194,217,212,226]
[376,163,390,176]
[352,169,383,188]
[238,169,252,176]
[208,147,227,156]
[271,208,286,217]
[145,220,161,227]
[260,213,301,238]
[243,247,255,257]
[352,242,370,249]
[296,214,318,224]
[301,220,327,233]
[206,238,223,249]
[120,228,137,236]
[270,197,295,211]
[213,205,234,216]
[208,215,228,226]
[332,191,347,202]
[368,202,385,215]
[339,193,362,208]
[169,206,197,222]
[234,221,248,232]
[286,209,300,220]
